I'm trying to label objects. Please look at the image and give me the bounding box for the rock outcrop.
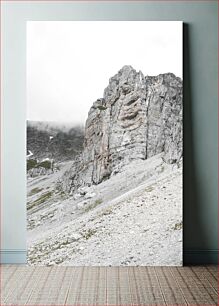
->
[62,65,182,193]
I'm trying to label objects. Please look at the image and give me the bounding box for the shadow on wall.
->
[183,23,209,264]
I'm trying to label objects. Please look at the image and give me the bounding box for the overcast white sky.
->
[27,21,182,124]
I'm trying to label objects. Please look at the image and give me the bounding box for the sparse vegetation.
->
[27,191,53,210]
[99,207,113,216]
[173,221,182,230]
[97,105,107,111]
[82,228,97,240]
[160,165,165,172]
[58,190,67,200]
[158,165,165,173]
[84,198,103,213]
[60,240,70,247]
[145,186,154,192]
[95,198,103,206]
[29,187,44,196]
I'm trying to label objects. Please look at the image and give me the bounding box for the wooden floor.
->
[1,265,218,305]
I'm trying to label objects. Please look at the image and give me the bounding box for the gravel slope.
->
[27,154,182,266]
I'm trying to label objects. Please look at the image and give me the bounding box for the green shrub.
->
[27,159,37,171]
[97,105,107,111]
[173,221,182,230]
[36,160,52,169]
[27,159,53,171]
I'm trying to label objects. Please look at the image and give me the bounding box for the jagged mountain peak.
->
[118,65,136,74]
[61,67,182,193]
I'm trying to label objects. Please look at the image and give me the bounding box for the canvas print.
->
[27,21,183,266]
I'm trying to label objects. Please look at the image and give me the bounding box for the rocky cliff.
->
[62,65,182,193]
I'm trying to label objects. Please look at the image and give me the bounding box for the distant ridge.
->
[27,120,84,162]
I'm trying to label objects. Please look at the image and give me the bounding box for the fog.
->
[27,21,182,124]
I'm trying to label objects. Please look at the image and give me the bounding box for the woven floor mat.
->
[1,265,218,305]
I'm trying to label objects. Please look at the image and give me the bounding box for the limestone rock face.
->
[62,66,182,192]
